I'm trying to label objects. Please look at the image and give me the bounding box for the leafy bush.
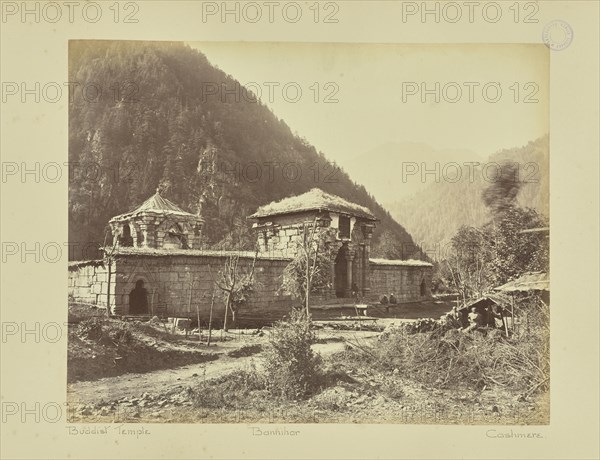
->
[263,309,323,400]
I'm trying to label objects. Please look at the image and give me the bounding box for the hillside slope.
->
[68,41,420,259]
[387,136,549,255]
[344,142,481,204]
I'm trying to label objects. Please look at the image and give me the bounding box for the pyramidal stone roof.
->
[249,188,377,221]
[110,191,201,222]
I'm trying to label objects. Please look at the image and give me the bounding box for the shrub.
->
[263,309,322,400]
[227,344,263,358]
[76,318,134,345]
[375,315,549,394]
[105,323,133,345]
[192,362,266,409]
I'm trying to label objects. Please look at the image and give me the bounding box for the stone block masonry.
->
[369,261,432,303]
[68,252,294,327]
[68,252,433,327]
[68,261,111,307]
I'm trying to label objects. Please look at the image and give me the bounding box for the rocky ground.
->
[67,301,549,425]
[68,355,549,425]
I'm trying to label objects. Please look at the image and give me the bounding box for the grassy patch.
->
[332,314,549,397]
[68,317,217,382]
[68,303,106,323]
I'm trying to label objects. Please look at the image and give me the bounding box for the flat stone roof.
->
[369,258,432,267]
[249,188,377,221]
[110,247,292,261]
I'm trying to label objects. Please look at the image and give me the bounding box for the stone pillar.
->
[131,222,140,247]
[110,223,120,247]
[362,225,374,296]
[345,247,354,297]
[141,218,156,248]
[329,252,336,299]
[155,231,165,249]
[140,228,149,248]
[353,248,361,293]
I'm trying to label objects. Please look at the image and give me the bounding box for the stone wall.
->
[68,261,111,307]
[254,211,376,298]
[369,262,433,303]
[110,253,294,327]
[255,211,365,259]
[68,253,434,327]
[255,211,324,258]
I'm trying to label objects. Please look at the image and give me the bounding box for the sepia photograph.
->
[1,2,599,459]
[66,40,550,425]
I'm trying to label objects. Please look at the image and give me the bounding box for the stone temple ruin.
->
[108,191,204,250]
[68,188,432,326]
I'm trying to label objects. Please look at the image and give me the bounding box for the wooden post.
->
[196,292,202,342]
[502,311,509,337]
[186,277,193,338]
[207,292,215,346]
[511,295,515,335]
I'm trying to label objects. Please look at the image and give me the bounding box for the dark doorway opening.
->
[136,230,144,247]
[121,224,134,247]
[420,279,427,297]
[334,247,347,298]
[339,215,351,239]
[129,280,149,315]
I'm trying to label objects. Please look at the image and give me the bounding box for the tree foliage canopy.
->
[442,205,548,298]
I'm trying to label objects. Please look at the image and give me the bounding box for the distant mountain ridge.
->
[68,41,421,260]
[343,142,482,204]
[385,136,549,257]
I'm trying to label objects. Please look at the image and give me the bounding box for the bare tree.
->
[102,230,119,318]
[213,248,258,332]
[281,219,333,319]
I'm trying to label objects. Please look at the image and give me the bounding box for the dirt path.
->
[67,334,374,405]
[67,354,258,404]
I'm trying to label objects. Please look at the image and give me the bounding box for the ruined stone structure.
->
[109,191,203,250]
[69,250,292,327]
[69,189,432,325]
[250,188,378,299]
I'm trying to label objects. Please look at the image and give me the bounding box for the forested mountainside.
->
[387,136,549,256]
[68,41,420,260]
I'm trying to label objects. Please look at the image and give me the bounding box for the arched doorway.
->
[121,224,133,247]
[420,278,427,297]
[129,280,149,315]
[334,247,347,298]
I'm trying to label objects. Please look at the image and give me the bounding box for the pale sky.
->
[188,42,549,167]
